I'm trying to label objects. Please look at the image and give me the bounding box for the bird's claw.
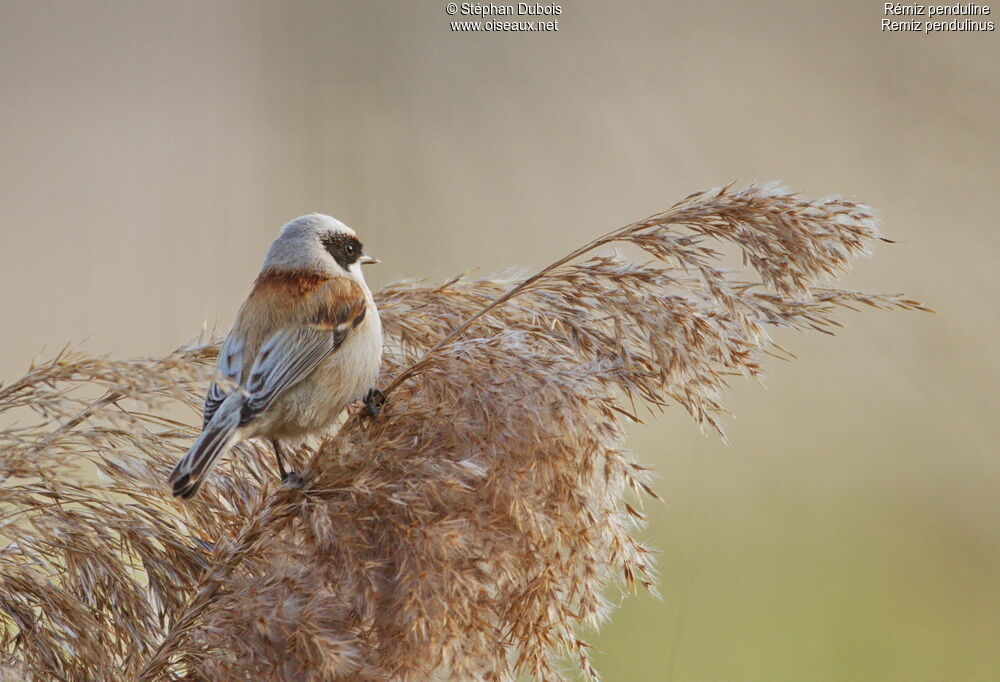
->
[364,388,386,419]
[280,471,304,488]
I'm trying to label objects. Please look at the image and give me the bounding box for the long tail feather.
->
[169,396,243,499]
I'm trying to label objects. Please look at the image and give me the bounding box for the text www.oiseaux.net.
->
[450,19,559,31]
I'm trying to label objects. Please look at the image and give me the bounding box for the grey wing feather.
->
[239,325,349,424]
[203,334,244,426]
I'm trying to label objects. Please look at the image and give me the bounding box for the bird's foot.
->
[364,388,386,419]
[280,470,304,488]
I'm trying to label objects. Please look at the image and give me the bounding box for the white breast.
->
[244,296,383,442]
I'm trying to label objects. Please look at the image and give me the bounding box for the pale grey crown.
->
[261,213,363,277]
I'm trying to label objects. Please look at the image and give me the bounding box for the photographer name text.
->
[455,3,561,16]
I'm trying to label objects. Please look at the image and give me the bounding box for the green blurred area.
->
[596,368,1000,681]
[1,2,997,679]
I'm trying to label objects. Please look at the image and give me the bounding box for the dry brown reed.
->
[0,184,927,680]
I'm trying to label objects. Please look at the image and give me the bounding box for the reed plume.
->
[0,184,926,680]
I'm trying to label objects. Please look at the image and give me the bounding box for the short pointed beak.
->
[360,253,380,265]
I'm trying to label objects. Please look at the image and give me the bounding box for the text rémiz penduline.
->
[883,2,994,31]
[884,2,990,14]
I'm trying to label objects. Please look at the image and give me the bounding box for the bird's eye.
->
[322,233,362,266]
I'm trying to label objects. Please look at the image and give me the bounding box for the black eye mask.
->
[320,233,363,269]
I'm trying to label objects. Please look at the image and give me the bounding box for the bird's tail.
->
[169,395,243,499]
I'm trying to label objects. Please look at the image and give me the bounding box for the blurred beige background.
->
[1,1,997,680]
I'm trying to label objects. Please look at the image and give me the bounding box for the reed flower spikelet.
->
[0,184,927,680]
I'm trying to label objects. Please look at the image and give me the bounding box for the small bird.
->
[169,214,384,499]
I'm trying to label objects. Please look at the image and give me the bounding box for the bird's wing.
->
[238,276,368,424]
[203,333,244,426]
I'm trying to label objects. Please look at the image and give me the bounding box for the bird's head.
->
[262,213,379,282]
